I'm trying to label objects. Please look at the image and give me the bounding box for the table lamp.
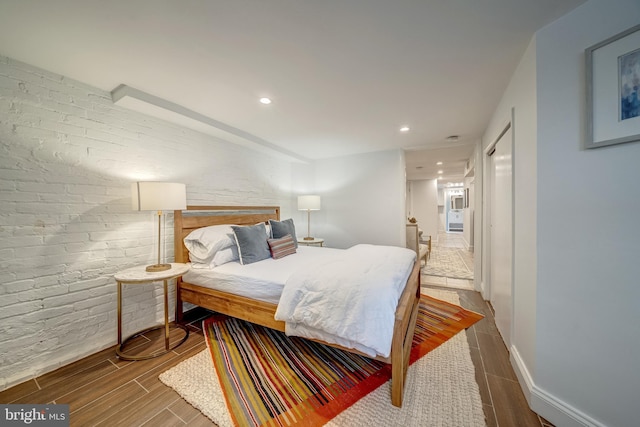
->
[132,182,187,272]
[297,195,321,240]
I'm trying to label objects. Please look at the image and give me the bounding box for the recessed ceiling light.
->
[400,126,410,132]
[446,135,459,141]
[437,170,443,174]
[436,161,443,165]
[259,97,272,105]
[416,166,423,169]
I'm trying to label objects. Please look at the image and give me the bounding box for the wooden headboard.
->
[173,205,280,263]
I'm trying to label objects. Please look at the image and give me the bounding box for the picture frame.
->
[586,24,640,149]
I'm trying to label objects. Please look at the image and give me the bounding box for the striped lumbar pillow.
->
[267,234,297,259]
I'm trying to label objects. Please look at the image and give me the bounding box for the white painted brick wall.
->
[0,55,294,390]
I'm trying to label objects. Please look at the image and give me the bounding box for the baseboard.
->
[479,281,488,299]
[461,235,473,252]
[510,345,605,427]
[509,346,533,405]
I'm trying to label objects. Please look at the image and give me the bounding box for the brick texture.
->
[0,55,293,390]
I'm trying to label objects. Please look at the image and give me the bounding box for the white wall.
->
[534,1,640,426]
[407,179,438,243]
[0,56,293,390]
[482,34,539,391]
[311,150,407,249]
[462,176,474,250]
[471,141,483,290]
[290,162,316,237]
[437,187,445,237]
[482,1,640,425]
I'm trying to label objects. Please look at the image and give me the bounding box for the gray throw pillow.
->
[269,218,298,248]
[231,223,271,265]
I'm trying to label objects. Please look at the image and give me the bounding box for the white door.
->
[489,127,513,346]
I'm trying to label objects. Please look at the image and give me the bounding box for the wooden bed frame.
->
[173,205,421,407]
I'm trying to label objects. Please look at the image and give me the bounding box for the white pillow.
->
[211,245,239,267]
[189,245,239,269]
[184,224,236,261]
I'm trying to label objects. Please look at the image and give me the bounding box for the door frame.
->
[481,112,515,346]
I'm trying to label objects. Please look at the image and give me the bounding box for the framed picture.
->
[586,24,640,149]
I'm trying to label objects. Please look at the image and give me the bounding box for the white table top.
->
[114,263,190,283]
[298,237,324,244]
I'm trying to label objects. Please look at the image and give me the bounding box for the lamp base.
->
[303,236,315,241]
[146,263,172,272]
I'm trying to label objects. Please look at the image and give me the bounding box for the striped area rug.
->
[204,295,483,427]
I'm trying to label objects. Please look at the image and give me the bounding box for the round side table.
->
[114,263,190,361]
[298,237,325,247]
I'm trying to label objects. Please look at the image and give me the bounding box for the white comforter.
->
[274,244,416,358]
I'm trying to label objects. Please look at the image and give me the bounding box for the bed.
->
[173,205,421,407]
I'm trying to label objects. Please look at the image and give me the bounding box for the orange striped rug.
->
[204,295,483,427]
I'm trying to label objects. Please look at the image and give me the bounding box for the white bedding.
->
[182,246,343,304]
[275,244,416,358]
[183,243,416,358]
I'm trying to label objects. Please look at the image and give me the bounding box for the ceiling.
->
[0,0,584,184]
[405,143,476,185]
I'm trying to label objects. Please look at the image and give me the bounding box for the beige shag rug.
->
[421,274,475,291]
[159,289,486,427]
[423,247,474,280]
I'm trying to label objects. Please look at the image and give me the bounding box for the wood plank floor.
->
[0,288,553,426]
[438,285,555,427]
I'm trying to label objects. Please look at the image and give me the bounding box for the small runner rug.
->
[422,246,474,280]
[160,290,485,427]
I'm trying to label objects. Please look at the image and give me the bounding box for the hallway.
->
[422,231,475,290]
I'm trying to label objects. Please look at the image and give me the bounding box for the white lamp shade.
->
[132,182,187,211]
[298,195,321,211]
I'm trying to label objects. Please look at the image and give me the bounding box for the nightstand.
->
[298,237,325,247]
[114,263,190,360]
